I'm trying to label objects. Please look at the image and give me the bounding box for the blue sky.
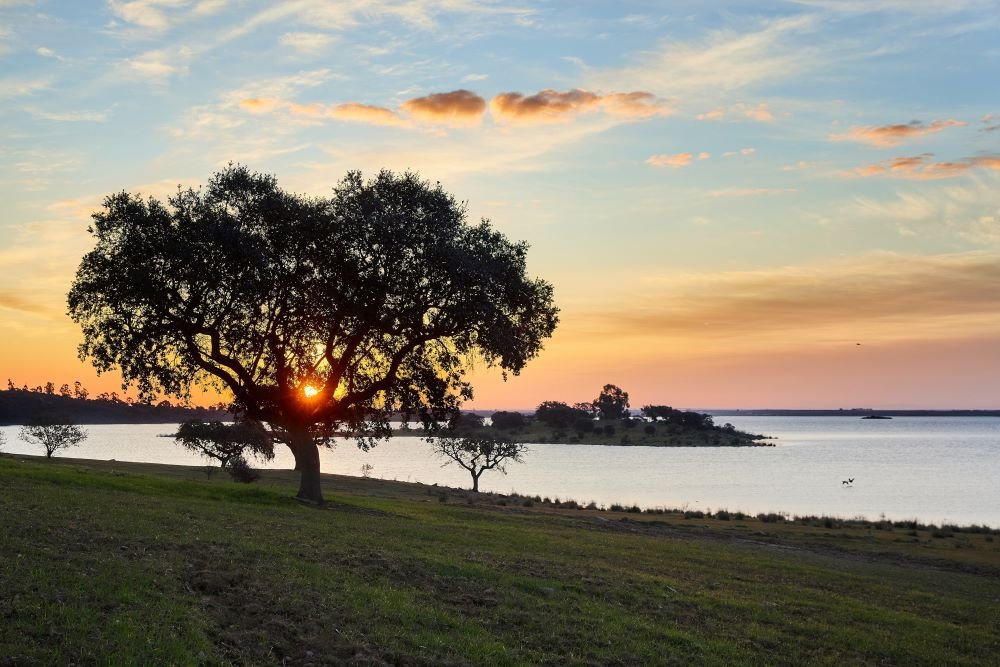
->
[2,0,1000,408]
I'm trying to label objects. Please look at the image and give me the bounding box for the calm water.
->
[3,416,998,526]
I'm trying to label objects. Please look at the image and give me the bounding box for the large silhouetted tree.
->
[68,166,558,503]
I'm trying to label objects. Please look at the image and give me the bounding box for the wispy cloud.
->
[847,173,1000,243]
[830,119,966,147]
[25,107,109,122]
[586,15,819,102]
[646,152,693,168]
[108,0,229,32]
[278,31,334,56]
[788,0,991,14]
[737,101,774,122]
[848,153,1000,179]
[0,77,49,97]
[120,46,193,83]
[0,290,54,316]
[696,102,776,122]
[35,46,65,61]
[329,102,407,127]
[709,187,797,197]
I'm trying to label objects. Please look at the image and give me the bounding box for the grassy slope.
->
[1,456,998,666]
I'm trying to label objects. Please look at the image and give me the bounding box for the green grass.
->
[1,455,998,665]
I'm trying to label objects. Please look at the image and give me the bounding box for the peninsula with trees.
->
[433,384,770,447]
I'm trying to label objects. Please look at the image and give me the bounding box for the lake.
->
[3,416,998,527]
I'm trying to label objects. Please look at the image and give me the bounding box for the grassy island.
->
[1,454,997,665]
[395,418,770,447]
[394,407,771,447]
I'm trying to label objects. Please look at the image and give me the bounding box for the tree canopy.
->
[175,419,274,469]
[19,415,88,458]
[593,384,630,420]
[68,166,558,502]
[534,401,591,429]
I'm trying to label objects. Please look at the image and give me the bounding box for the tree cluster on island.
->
[443,384,767,447]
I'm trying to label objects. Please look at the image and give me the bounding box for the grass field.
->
[1,454,998,665]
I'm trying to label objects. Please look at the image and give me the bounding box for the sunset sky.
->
[2,0,1000,409]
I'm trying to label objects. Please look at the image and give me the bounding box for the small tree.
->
[593,384,630,420]
[175,420,274,469]
[430,435,527,492]
[73,381,89,400]
[225,455,261,483]
[19,416,88,458]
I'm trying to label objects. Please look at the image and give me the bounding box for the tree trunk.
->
[290,446,304,471]
[471,471,480,493]
[289,430,324,504]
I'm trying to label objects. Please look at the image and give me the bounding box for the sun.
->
[303,385,319,398]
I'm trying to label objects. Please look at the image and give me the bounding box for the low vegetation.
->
[1,454,997,665]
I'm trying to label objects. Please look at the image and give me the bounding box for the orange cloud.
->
[328,102,405,126]
[0,290,54,316]
[739,102,773,122]
[646,152,693,168]
[849,154,1000,180]
[240,97,281,113]
[696,108,725,121]
[599,91,666,118]
[830,119,966,147]
[490,88,664,123]
[401,89,486,125]
[696,103,775,122]
[286,101,324,116]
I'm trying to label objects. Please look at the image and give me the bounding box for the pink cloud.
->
[491,88,665,123]
[848,154,1000,180]
[831,119,967,147]
[328,102,405,126]
[646,152,694,168]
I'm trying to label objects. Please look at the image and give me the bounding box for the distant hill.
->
[0,390,231,425]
